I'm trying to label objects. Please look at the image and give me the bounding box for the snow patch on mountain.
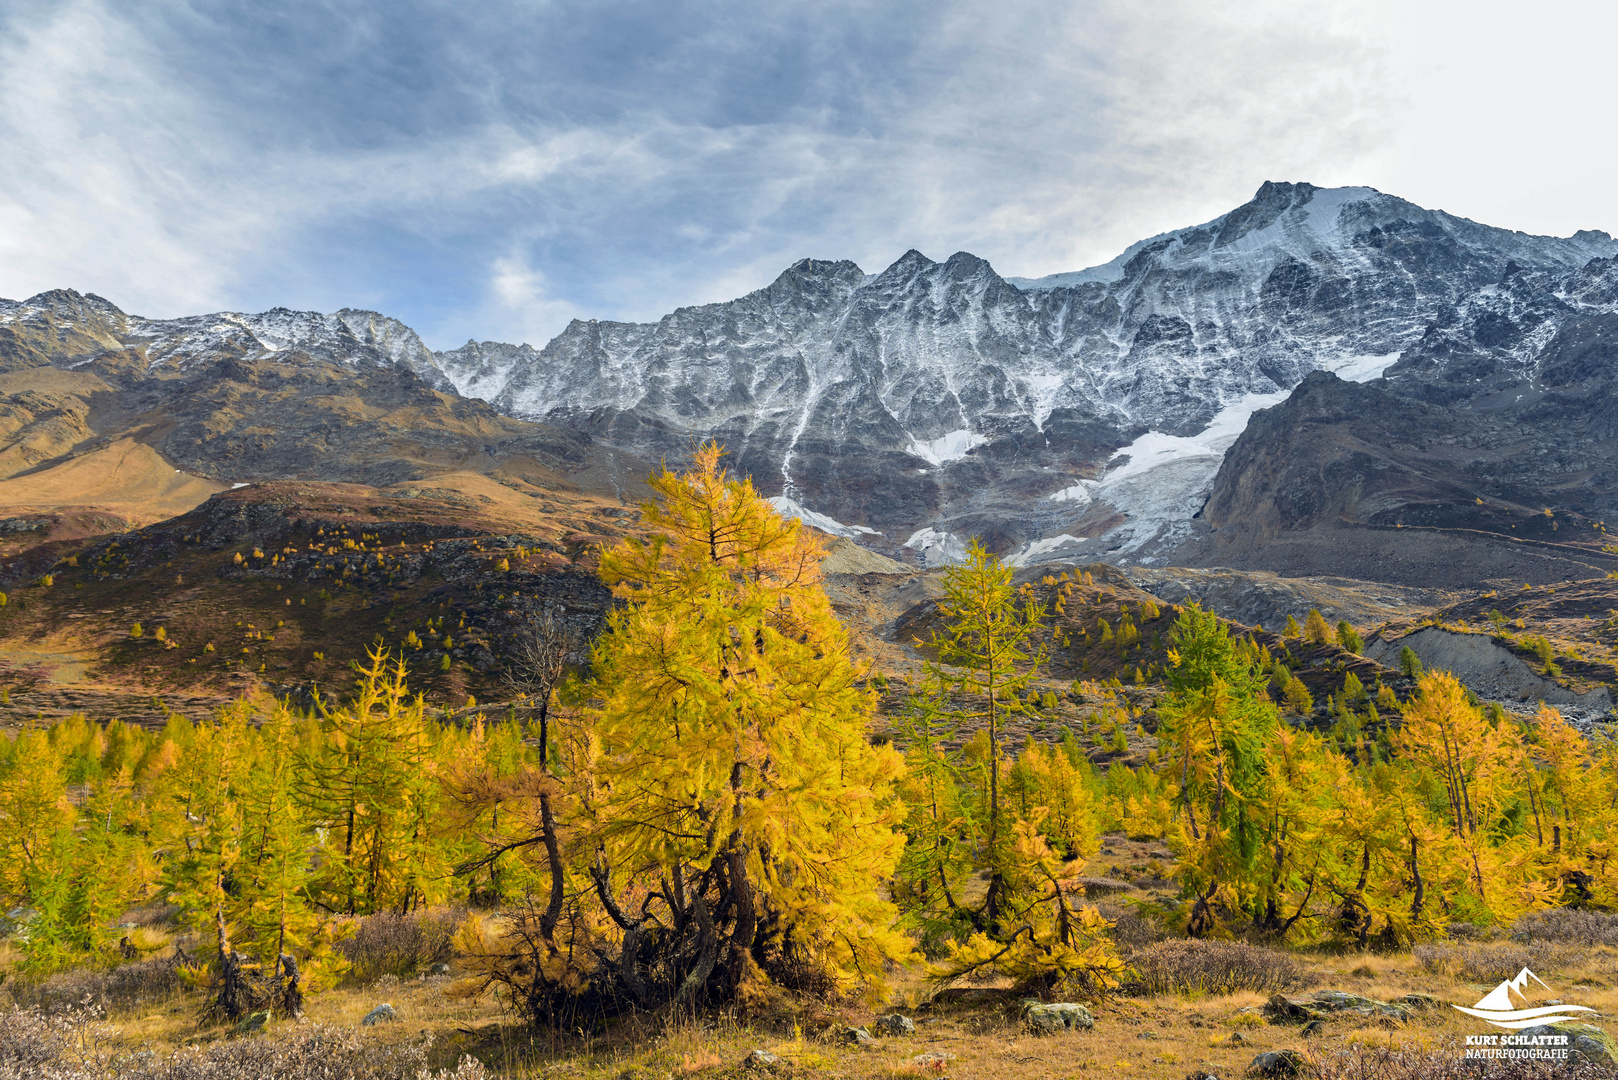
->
[1006,534,1086,567]
[903,527,968,567]
[1011,352,1403,568]
[1048,481,1096,505]
[767,496,880,539]
[905,429,984,465]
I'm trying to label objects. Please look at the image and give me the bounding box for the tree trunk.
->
[538,789,564,950]
[278,953,304,1018]
[215,907,246,1021]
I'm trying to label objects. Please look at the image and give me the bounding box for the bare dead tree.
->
[491,610,582,946]
[504,610,579,770]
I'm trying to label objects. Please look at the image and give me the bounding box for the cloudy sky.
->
[1,0,1612,350]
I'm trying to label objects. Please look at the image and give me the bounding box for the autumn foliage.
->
[7,443,1618,1030]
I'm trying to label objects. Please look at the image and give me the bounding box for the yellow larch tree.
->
[584,444,909,1008]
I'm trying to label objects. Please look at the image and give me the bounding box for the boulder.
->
[875,1013,916,1036]
[742,1049,780,1069]
[1021,1001,1095,1035]
[1307,991,1410,1020]
[1517,1024,1617,1066]
[1264,995,1322,1023]
[236,1010,270,1034]
[1246,1049,1304,1077]
[911,1051,956,1068]
[837,1025,874,1046]
[1266,991,1409,1024]
[361,1003,398,1026]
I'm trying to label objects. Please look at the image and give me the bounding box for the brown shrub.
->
[1513,909,1618,947]
[1306,1042,1610,1079]
[3,954,185,1012]
[338,907,463,982]
[1413,942,1578,983]
[1126,939,1308,995]
[1094,899,1166,950]
[0,1004,487,1079]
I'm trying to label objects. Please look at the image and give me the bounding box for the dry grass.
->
[6,933,1618,1080]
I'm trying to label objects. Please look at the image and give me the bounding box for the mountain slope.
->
[1192,256,1618,584]
[0,291,650,550]
[433,182,1618,568]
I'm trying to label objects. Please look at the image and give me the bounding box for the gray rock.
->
[838,1025,874,1046]
[1246,1049,1305,1077]
[236,1010,270,1034]
[1517,1024,1617,1066]
[1304,990,1410,1019]
[911,1051,956,1068]
[1021,1001,1096,1035]
[874,1013,916,1036]
[361,1003,398,1026]
[1267,990,1409,1023]
[742,1049,780,1068]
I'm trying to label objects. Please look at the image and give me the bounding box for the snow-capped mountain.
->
[0,290,450,390]
[9,180,1617,575]
[433,181,1618,563]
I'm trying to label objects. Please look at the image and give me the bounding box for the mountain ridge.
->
[9,179,1618,584]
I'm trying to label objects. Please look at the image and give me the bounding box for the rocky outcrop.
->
[1122,565,1453,630]
[1191,253,1618,585]
[1021,999,1095,1034]
[1365,627,1615,714]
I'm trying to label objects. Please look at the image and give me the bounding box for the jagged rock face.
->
[1193,257,1618,585]
[434,182,1618,557]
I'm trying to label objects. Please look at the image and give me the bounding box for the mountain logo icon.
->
[1452,968,1595,1030]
